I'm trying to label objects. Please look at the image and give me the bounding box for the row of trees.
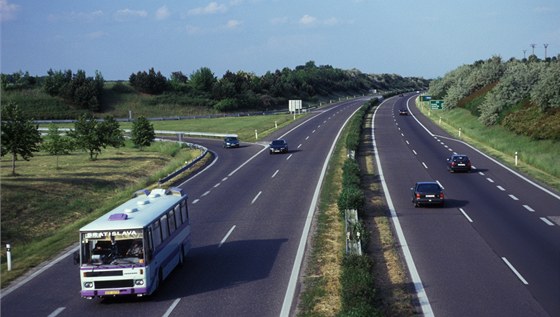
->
[1,103,156,175]
[43,69,105,111]
[128,61,429,112]
[1,61,429,118]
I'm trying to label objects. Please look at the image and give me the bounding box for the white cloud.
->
[299,14,317,26]
[226,19,242,28]
[188,2,227,15]
[114,8,148,21]
[298,15,349,27]
[0,0,20,22]
[155,6,170,20]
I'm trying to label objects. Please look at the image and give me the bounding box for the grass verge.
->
[0,141,202,288]
[296,130,346,316]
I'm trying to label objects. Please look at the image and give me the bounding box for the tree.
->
[0,102,42,175]
[129,68,168,94]
[99,116,125,149]
[131,116,155,150]
[43,69,103,111]
[531,61,560,111]
[71,114,124,160]
[189,67,216,96]
[41,124,75,169]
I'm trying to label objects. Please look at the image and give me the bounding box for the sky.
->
[1,0,559,80]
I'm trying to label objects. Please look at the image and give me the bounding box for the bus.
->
[77,187,191,299]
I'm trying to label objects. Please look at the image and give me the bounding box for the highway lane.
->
[373,94,559,316]
[1,98,368,317]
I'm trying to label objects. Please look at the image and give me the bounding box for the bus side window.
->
[174,205,182,226]
[146,229,154,261]
[168,210,176,235]
[151,220,162,249]
[160,215,169,240]
[181,201,188,224]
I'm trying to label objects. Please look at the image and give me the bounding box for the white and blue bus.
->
[77,187,191,299]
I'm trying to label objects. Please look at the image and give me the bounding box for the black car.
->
[269,139,288,154]
[447,154,471,172]
[399,109,408,115]
[223,136,240,148]
[411,181,444,207]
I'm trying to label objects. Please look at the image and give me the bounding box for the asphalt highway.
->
[373,94,559,316]
[0,98,368,317]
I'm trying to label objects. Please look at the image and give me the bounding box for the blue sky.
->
[1,0,559,80]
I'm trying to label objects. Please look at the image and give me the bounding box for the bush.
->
[338,185,365,214]
[342,159,361,187]
[339,254,380,316]
[213,98,239,112]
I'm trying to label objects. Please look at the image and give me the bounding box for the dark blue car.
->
[223,136,240,148]
[269,139,288,154]
[411,181,444,207]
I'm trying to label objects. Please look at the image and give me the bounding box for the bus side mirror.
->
[73,250,79,265]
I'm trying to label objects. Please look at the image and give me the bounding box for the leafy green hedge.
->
[336,97,384,317]
[338,254,381,317]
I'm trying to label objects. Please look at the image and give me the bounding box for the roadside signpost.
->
[429,100,444,110]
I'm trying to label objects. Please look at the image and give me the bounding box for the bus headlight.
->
[134,279,144,286]
[83,282,93,288]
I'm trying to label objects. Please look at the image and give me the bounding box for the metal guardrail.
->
[345,209,362,255]
[153,138,209,185]
[37,127,217,186]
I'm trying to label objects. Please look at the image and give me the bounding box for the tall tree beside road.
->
[70,114,124,160]
[0,102,42,175]
[131,116,155,150]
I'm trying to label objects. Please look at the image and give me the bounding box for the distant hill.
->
[427,55,560,141]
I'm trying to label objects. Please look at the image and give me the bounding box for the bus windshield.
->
[81,230,145,266]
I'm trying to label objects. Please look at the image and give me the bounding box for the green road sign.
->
[430,100,444,110]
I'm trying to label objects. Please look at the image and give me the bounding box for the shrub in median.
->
[338,254,380,317]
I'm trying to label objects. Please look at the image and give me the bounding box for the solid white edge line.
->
[0,245,79,299]
[280,100,365,317]
[219,225,236,248]
[162,298,181,317]
[502,257,529,285]
[379,97,434,316]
